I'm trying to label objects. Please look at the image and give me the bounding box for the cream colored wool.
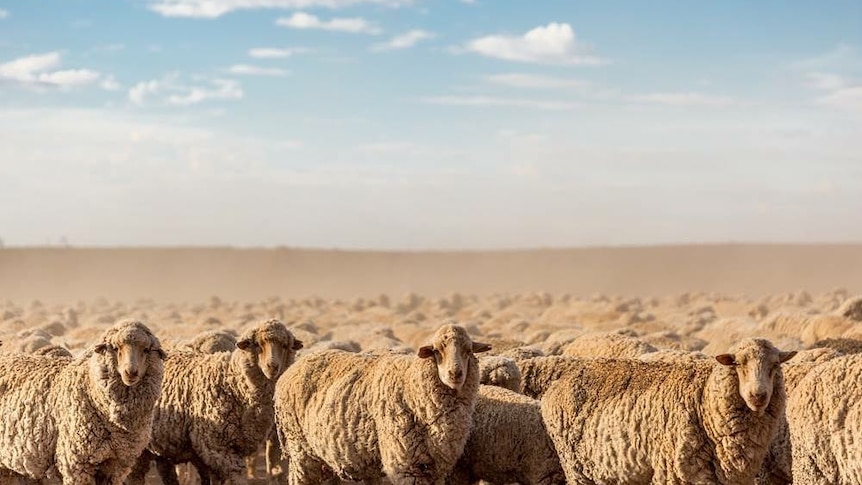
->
[542,338,794,485]
[789,353,862,484]
[517,355,589,399]
[477,355,521,392]
[561,331,657,359]
[448,385,564,485]
[127,318,302,485]
[0,320,164,484]
[274,324,490,485]
[184,329,238,353]
[756,347,841,485]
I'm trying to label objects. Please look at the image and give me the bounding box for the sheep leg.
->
[266,436,285,477]
[285,449,330,485]
[154,457,181,485]
[125,451,154,485]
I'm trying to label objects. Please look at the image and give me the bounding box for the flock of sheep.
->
[0,288,860,484]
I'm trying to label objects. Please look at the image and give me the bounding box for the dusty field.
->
[1,244,862,302]
[1,245,861,483]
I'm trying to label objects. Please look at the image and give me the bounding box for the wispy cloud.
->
[419,95,579,111]
[276,12,381,34]
[0,52,104,90]
[629,92,738,107]
[129,75,244,106]
[147,0,410,18]
[0,9,9,19]
[248,47,309,59]
[486,73,587,89]
[808,72,862,114]
[372,30,434,51]
[791,44,856,70]
[228,64,289,76]
[464,22,604,66]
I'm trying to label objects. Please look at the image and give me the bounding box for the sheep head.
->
[94,320,165,387]
[237,319,303,380]
[418,323,491,392]
[716,338,796,413]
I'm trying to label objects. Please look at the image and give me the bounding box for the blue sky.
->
[0,0,860,249]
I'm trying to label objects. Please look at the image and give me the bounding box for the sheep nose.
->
[751,392,768,405]
[450,369,464,381]
[125,369,139,380]
[267,362,280,373]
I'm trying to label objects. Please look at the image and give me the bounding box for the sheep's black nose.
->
[126,369,139,379]
[450,369,463,380]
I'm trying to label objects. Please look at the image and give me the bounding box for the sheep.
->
[835,294,862,321]
[756,347,842,485]
[32,343,74,358]
[477,355,521,392]
[0,320,165,484]
[126,318,302,485]
[184,329,238,353]
[788,353,862,484]
[758,312,856,345]
[517,356,590,399]
[541,338,796,484]
[448,385,564,485]
[809,336,862,355]
[274,323,491,485]
[561,331,657,359]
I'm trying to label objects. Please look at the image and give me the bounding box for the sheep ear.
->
[236,339,254,351]
[472,341,492,354]
[779,350,797,363]
[715,354,737,366]
[417,345,435,359]
[94,343,108,354]
[292,339,304,351]
[153,347,167,360]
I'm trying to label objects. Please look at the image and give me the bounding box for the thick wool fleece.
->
[0,321,164,484]
[133,320,299,484]
[449,385,564,485]
[789,353,862,484]
[275,349,479,485]
[542,357,785,485]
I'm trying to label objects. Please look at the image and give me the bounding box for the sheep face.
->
[418,324,491,392]
[716,338,796,413]
[237,320,304,380]
[95,321,166,387]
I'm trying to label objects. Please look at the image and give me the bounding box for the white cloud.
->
[0,9,9,19]
[276,12,381,34]
[791,44,855,70]
[148,0,410,18]
[129,75,244,106]
[100,75,122,91]
[486,73,587,89]
[228,64,289,76]
[817,85,862,113]
[630,92,737,107]
[807,72,847,91]
[464,23,604,66]
[248,47,308,58]
[0,52,105,89]
[419,95,579,111]
[373,30,434,51]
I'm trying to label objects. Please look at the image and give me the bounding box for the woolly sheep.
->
[126,318,302,485]
[789,353,862,484]
[274,323,491,485]
[184,329,238,353]
[0,320,165,484]
[561,331,657,359]
[810,337,862,355]
[542,338,796,484]
[477,355,521,392]
[448,385,564,485]
[32,343,74,358]
[835,295,862,321]
[759,312,856,345]
[517,356,589,399]
[756,347,842,485]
